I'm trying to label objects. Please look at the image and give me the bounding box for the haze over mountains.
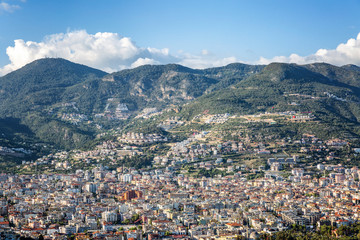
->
[1,58,360,163]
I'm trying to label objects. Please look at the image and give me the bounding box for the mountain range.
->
[1,58,360,163]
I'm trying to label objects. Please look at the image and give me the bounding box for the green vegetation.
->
[261,223,360,240]
[1,58,360,171]
[0,58,262,157]
[117,155,153,169]
[246,171,265,180]
[179,63,360,141]
[196,168,229,178]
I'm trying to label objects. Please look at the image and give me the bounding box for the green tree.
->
[320,225,332,236]
[131,214,140,222]
[122,219,130,224]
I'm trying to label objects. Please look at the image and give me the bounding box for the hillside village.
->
[0,108,359,239]
[1,59,360,239]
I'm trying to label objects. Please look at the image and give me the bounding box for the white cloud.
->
[179,53,237,69]
[178,49,239,69]
[2,30,360,76]
[0,30,174,75]
[258,33,360,66]
[0,30,239,76]
[0,1,20,13]
[131,58,160,68]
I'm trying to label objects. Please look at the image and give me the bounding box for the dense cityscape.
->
[1,118,360,239]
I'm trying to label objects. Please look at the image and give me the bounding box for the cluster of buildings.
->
[237,111,314,124]
[61,113,88,124]
[157,118,184,131]
[0,146,31,158]
[8,106,360,240]
[95,101,131,120]
[118,133,168,145]
[204,114,230,124]
[136,108,160,119]
[28,141,142,172]
[168,136,247,160]
[1,162,360,240]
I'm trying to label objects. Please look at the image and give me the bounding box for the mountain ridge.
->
[0,58,360,164]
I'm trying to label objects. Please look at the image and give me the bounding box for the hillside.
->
[84,63,264,111]
[1,58,360,166]
[0,58,107,116]
[0,58,262,155]
[178,62,360,139]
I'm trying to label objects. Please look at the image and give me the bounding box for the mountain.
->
[179,62,360,139]
[180,62,360,114]
[303,62,360,88]
[0,58,107,116]
[0,58,262,153]
[342,64,360,73]
[1,58,360,164]
[201,63,265,92]
[87,63,264,111]
[0,58,108,152]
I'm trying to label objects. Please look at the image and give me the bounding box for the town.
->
[1,111,360,240]
[1,156,360,239]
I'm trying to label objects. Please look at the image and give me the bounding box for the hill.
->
[1,58,360,167]
[0,58,107,153]
[0,58,262,155]
[0,58,107,116]
[178,62,360,139]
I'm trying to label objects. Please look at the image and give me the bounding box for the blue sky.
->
[0,0,360,74]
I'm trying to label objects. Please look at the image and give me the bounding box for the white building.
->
[123,174,133,182]
[102,211,118,223]
[85,183,97,193]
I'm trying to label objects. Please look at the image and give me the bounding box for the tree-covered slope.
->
[1,58,360,155]
[179,62,360,138]
[0,58,107,150]
[0,58,262,151]
[0,58,107,116]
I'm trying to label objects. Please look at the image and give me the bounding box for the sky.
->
[0,0,360,75]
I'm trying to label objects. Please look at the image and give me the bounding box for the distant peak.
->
[341,64,360,72]
[264,62,299,71]
[28,57,74,66]
[342,64,359,68]
[223,62,250,69]
[306,62,333,67]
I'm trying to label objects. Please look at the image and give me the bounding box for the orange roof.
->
[226,223,242,227]
[33,228,45,231]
